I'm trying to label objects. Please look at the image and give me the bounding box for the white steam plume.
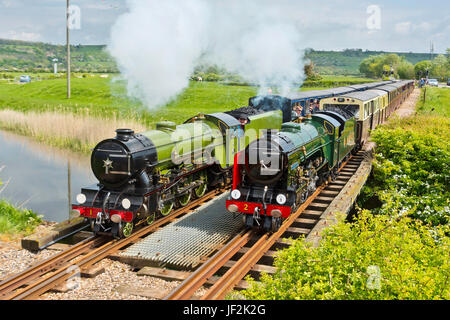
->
[109,0,306,109]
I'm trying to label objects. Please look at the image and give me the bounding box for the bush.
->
[359,115,450,227]
[240,211,449,300]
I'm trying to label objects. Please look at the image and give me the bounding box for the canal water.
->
[0,130,97,222]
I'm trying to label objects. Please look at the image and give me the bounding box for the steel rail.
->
[201,156,357,300]
[5,188,226,300]
[200,185,326,300]
[0,235,105,298]
[164,229,255,300]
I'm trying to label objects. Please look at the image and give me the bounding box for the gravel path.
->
[394,88,420,118]
[0,222,208,300]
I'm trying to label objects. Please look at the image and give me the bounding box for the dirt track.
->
[394,88,420,118]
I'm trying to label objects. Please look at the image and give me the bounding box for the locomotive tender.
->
[226,80,414,232]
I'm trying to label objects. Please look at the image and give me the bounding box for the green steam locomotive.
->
[226,110,357,232]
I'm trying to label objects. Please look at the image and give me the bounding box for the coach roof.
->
[335,90,386,102]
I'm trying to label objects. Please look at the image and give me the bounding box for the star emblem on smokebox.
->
[103,158,113,174]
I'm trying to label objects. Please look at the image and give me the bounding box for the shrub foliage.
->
[360,115,450,227]
[241,212,449,300]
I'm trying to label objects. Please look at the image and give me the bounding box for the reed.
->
[0,109,148,154]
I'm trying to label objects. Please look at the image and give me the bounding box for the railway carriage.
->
[347,80,393,92]
[377,80,415,118]
[319,90,388,148]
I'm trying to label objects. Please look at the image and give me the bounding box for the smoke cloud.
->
[109,0,306,109]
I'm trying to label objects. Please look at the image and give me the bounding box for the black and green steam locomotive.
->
[226,110,357,232]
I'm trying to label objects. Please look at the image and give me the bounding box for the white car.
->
[428,79,439,87]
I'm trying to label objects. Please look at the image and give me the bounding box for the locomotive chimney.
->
[115,129,135,141]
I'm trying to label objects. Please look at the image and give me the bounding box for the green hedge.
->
[359,114,450,227]
[239,211,449,300]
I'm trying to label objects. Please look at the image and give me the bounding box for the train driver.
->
[293,105,303,118]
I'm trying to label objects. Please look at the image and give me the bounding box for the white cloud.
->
[1,0,14,8]
[0,30,41,41]
[395,22,412,35]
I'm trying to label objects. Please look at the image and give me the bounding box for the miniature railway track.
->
[0,188,226,300]
[165,152,365,300]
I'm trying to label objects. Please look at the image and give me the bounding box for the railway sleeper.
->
[326,185,345,192]
[293,217,318,229]
[302,209,324,220]
[283,227,311,239]
[320,190,340,197]
[314,196,334,204]
[306,202,329,211]
[340,169,357,174]
[223,261,276,275]
[331,181,348,187]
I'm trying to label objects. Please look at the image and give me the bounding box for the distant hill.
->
[0,39,118,73]
[305,48,434,76]
[0,39,434,75]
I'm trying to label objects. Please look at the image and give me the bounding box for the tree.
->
[431,54,449,81]
[304,61,322,80]
[397,61,415,79]
[359,53,413,79]
[414,60,432,79]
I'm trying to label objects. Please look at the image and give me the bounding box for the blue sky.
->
[0,0,448,53]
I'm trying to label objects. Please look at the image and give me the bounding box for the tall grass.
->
[0,109,147,154]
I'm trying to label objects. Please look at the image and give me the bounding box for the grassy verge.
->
[0,180,43,240]
[417,86,450,117]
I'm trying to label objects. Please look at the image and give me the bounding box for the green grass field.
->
[417,87,450,117]
[0,75,354,127]
[0,74,379,154]
[0,77,261,127]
